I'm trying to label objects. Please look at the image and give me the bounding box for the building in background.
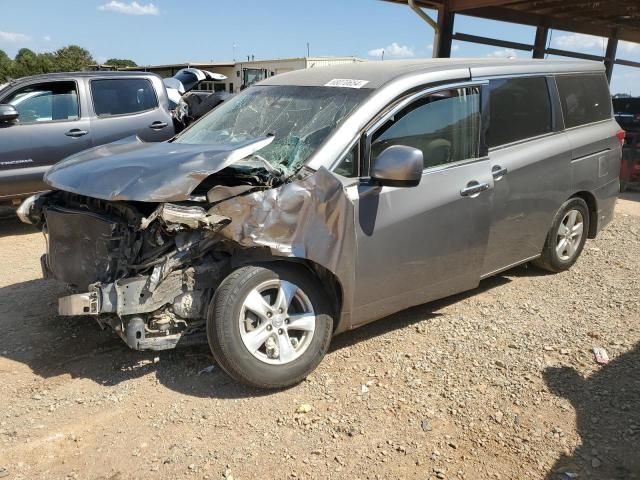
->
[122,56,365,93]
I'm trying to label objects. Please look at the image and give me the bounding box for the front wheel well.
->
[230,255,344,332]
[570,191,598,238]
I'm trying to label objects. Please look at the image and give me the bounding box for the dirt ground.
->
[0,192,638,480]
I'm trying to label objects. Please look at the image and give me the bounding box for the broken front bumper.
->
[58,290,101,316]
[55,268,211,351]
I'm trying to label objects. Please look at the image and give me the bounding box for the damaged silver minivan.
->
[18,59,621,388]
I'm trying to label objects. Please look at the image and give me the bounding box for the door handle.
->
[149,121,168,130]
[460,181,490,197]
[65,129,89,138]
[492,165,508,180]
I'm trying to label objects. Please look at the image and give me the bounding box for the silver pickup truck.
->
[0,69,225,203]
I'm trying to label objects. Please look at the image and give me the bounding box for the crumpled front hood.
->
[44,136,274,202]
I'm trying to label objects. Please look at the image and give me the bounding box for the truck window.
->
[370,87,480,170]
[486,77,552,148]
[556,74,612,128]
[91,78,158,117]
[3,81,79,124]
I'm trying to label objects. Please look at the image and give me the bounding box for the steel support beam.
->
[544,47,604,62]
[533,25,549,59]
[604,33,618,83]
[615,58,640,69]
[436,6,455,57]
[407,0,440,57]
[452,32,532,52]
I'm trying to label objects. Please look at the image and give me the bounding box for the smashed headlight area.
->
[24,165,352,353]
[35,191,232,350]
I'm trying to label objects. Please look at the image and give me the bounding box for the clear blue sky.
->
[2,0,639,94]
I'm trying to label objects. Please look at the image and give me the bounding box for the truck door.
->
[0,79,92,198]
[88,77,174,145]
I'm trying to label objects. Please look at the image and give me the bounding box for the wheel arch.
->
[230,253,345,333]
[570,191,598,238]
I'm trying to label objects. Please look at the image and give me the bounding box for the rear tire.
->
[532,197,590,273]
[207,263,333,389]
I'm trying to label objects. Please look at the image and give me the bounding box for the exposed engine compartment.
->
[34,189,238,350]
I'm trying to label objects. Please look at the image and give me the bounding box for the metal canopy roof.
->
[385,0,640,44]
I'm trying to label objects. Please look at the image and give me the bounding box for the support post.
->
[604,32,618,83]
[533,25,549,59]
[435,6,455,58]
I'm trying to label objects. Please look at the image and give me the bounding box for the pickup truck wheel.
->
[620,179,628,193]
[207,264,333,389]
[532,197,590,273]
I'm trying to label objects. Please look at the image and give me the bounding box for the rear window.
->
[556,74,612,128]
[91,78,157,117]
[487,77,552,148]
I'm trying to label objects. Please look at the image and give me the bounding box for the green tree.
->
[53,45,95,72]
[105,58,137,69]
[37,52,56,73]
[12,48,40,77]
[0,49,14,82]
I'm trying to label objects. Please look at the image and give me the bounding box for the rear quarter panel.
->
[566,119,621,234]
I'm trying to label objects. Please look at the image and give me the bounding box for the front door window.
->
[370,87,481,170]
[4,81,79,124]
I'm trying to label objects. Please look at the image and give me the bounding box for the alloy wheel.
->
[556,209,584,261]
[238,279,316,365]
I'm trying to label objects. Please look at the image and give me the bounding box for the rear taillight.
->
[617,129,626,145]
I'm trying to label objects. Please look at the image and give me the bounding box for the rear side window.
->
[556,74,612,128]
[91,78,157,117]
[487,77,552,148]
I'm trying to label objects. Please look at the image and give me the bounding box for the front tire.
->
[207,264,333,389]
[532,197,590,273]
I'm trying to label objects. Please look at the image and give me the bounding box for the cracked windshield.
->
[174,85,371,172]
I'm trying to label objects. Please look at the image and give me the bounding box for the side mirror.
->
[371,145,423,187]
[0,104,19,123]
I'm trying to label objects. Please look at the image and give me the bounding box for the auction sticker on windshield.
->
[325,79,369,88]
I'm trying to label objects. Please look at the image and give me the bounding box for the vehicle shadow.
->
[0,211,39,237]
[544,342,640,479]
[330,272,512,352]
[0,270,519,400]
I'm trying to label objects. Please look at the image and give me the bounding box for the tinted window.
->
[91,78,157,116]
[4,81,79,123]
[556,74,612,128]
[487,77,552,148]
[371,87,480,170]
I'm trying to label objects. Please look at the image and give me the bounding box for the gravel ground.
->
[0,194,638,480]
